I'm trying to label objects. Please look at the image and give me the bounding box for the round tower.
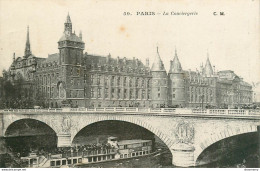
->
[150,47,168,108]
[168,49,185,107]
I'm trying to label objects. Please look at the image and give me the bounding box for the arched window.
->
[129,78,132,87]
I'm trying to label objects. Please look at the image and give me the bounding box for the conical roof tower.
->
[169,48,182,73]
[150,46,167,108]
[151,47,166,72]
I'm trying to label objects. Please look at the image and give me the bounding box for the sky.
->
[0,0,259,84]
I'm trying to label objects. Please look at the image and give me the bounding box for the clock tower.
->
[58,13,85,66]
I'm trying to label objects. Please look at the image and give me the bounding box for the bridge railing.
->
[208,109,226,115]
[249,110,260,115]
[2,108,260,117]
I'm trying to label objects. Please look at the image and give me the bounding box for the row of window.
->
[37,86,55,98]
[120,142,151,150]
[36,73,59,85]
[190,77,215,85]
[50,158,82,167]
[120,150,151,159]
[221,96,252,103]
[90,74,151,88]
[37,61,59,69]
[35,86,154,100]
[15,59,36,69]
[190,86,213,95]
[90,87,151,99]
[88,63,148,74]
[190,93,214,103]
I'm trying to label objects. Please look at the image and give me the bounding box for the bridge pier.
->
[57,134,72,147]
[171,143,195,167]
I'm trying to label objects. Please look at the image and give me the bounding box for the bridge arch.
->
[4,118,58,136]
[3,116,58,137]
[194,125,258,164]
[4,118,58,154]
[70,115,174,151]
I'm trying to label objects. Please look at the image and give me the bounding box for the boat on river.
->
[20,137,153,168]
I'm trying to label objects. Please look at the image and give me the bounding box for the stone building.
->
[252,82,260,105]
[2,14,253,108]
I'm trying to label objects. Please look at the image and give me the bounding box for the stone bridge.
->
[0,107,260,167]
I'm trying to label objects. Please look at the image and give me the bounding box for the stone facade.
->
[252,82,260,104]
[2,14,253,108]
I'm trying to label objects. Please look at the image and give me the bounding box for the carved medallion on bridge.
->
[50,115,72,134]
[175,121,194,144]
[61,116,71,133]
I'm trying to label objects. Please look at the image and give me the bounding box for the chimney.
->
[79,31,82,40]
[107,53,111,63]
[133,57,136,65]
[13,53,16,61]
[146,58,149,67]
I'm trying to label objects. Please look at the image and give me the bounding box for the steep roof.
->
[204,54,213,76]
[85,53,147,69]
[169,49,182,73]
[46,53,59,62]
[151,47,166,72]
[58,33,84,43]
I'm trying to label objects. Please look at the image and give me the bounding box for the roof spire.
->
[204,50,213,77]
[169,46,182,73]
[66,12,72,23]
[64,13,72,34]
[151,46,166,72]
[24,25,31,58]
[26,26,29,43]
[207,49,210,59]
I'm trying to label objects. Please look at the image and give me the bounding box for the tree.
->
[0,77,36,109]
